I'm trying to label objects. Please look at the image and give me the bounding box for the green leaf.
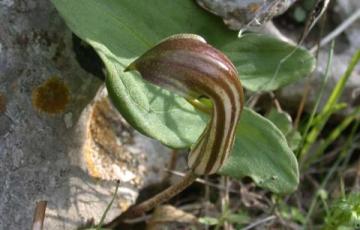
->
[222,34,316,91]
[267,109,293,135]
[279,204,306,224]
[219,109,299,193]
[287,130,302,151]
[324,193,360,230]
[226,212,250,225]
[198,217,219,226]
[51,0,234,64]
[266,109,302,151]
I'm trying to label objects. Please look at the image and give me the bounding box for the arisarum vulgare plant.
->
[104,34,245,225]
[51,0,315,227]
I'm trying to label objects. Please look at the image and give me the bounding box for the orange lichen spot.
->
[0,93,6,113]
[32,77,70,114]
[247,3,261,13]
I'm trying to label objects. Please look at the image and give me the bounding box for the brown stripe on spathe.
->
[204,89,239,174]
[216,81,242,169]
[145,36,238,78]
[197,61,241,174]
[204,97,227,174]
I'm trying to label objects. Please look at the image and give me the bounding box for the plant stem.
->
[104,171,198,228]
[242,215,276,230]
[220,176,230,230]
[96,181,120,230]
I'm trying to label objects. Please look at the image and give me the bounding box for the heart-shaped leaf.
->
[222,35,315,91]
[220,109,299,193]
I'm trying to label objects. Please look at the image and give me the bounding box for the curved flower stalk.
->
[126,34,244,175]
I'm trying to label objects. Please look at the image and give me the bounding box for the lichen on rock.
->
[31,76,70,114]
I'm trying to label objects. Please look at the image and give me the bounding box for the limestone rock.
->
[0,0,172,229]
[195,0,296,30]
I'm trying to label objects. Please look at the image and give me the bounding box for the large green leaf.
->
[52,0,301,192]
[222,35,315,91]
[51,0,314,92]
[220,109,299,193]
[51,0,234,64]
